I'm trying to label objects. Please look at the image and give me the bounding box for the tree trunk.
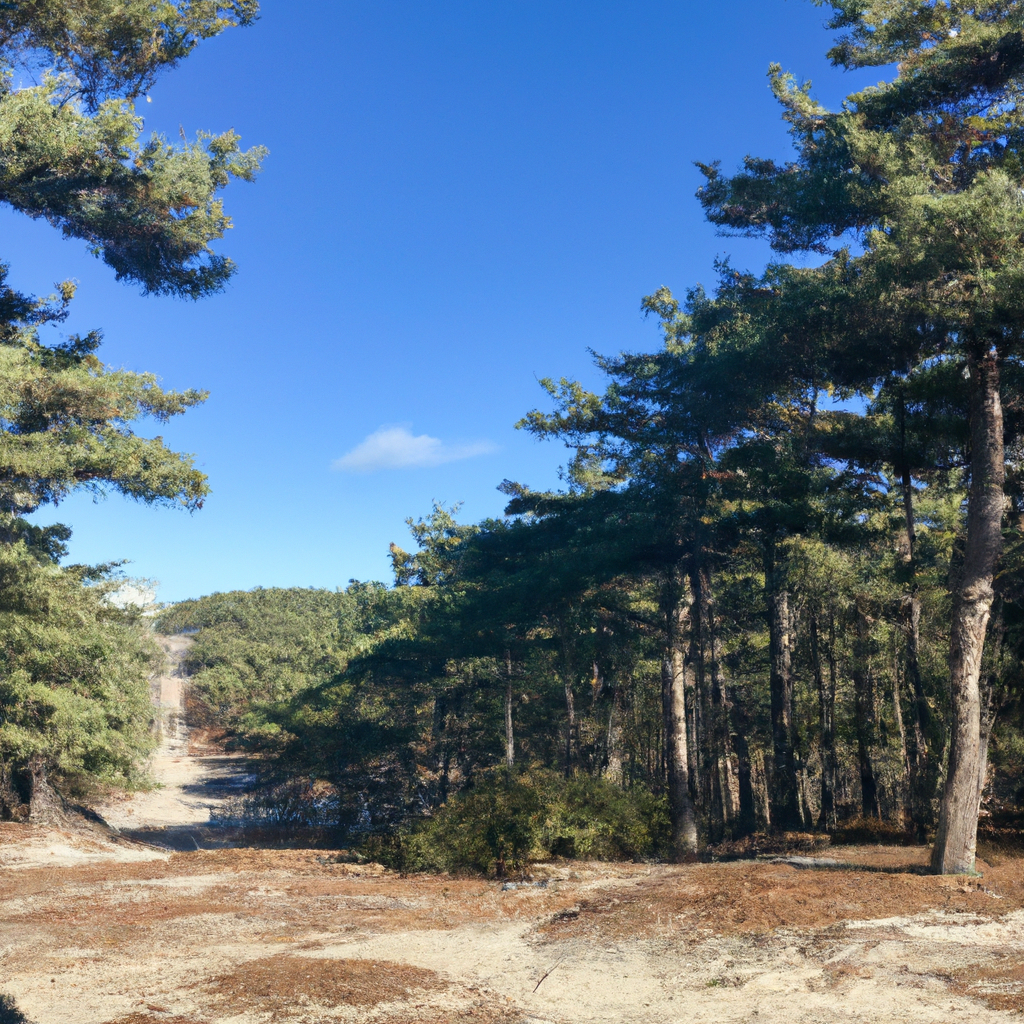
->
[975,599,1006,822]
[932,350,1004,875]
[764,539,800,830]
[504,649,515,770]
[809,611,837,831]
[852,596,880,818]
[898,445,940,837]
[728,685,757,837]
[692,566,731,841]
[559,631,578,777]
[431,691,450,806]
[892,635,909,824]
[0,758,29,821]
[605,679,625,785]
[902,593,939,836]
[663,578,698,858]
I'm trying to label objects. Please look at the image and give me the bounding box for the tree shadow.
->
[0,994,33,1024]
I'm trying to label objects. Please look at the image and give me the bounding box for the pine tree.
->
[697,0,1024,872]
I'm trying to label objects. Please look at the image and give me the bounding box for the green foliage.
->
[0,3,264,297]
[0,266,209,519]
[379,770,670,875]
[0,543,158,793]
[156,587,357,737]
[0,1,259,109]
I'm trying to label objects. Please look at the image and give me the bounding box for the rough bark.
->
[504,649,515,770]
[431,691,450,806]
[852,597,881,819]
[809,611,837,831]
[899,449,940,836]
[663,578,698,858]
[728,685,757,837]
[605,679,625,785]
[764,539,801,830]
[932,350,1004,875]
[559,631,578,777]
[691,565,731,840]
[24,756,75,828]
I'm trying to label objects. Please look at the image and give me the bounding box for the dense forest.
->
[4,0,1024,878]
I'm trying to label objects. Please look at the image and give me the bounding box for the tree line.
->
[0,2,263,818]
[164,1,1024,875]
[4,1,1024,880]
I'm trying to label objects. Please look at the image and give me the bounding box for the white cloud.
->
[332,424,497,473]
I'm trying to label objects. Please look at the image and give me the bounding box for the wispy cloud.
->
[332,424,498,473]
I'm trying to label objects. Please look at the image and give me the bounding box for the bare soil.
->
[1,640,1022,1022]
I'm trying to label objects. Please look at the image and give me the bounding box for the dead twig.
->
[533,955,567,992]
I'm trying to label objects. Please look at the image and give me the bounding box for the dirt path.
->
[96,634,256,851]
[2,636,1023,1022]
[1,848,1022,1023]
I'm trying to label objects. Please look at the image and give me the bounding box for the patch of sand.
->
[3,850,1023,1023]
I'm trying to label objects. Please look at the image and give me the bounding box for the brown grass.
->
[537,848,1024,941]
[950,954,1024,1014]
[103,1016,210,1024]
[378,1006,525,1023]
[201,956,444,1012]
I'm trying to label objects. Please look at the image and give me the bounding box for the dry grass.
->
[102,1016,210,1024]
[6,834,1024,1023]
[537,847,1024,941]
[200,955,445,1012]
[950,954,1024,1014]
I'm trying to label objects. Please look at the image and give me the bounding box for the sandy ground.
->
[94,635,256,851]
[1,637,1022,1023]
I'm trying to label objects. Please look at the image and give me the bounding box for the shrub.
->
[370,769,670,875]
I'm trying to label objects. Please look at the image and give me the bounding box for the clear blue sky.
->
[13,1,883,602]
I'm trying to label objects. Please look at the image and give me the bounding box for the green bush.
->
[370,769,670,875]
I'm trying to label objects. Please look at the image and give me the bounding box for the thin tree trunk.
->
[728,684,757,837]
[692,566,729,840]
[898,437,940,837]
[605,679,625,785]
[504,649,515,770]
[765,539,800,830]
[431,691,450,806]
[852,597,881,818]
[902,593,939,836]
[559,629,578,777]
[563,673,577,777]
[810,611,837,831]
[932,351,1004,874]
[663,577,698,857]
[892,635,909,824]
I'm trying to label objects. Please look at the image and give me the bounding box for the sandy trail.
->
[96,634,255,849]
[2,635,1022,1022]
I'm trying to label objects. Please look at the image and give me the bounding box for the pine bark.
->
[728,685,757,837]
[504,649,515,770]
[809,611,837,830]
[663,578,698,857]
[931,350,1004,875]
[852,597,881,818]
[899,443,940,836]
[764,540,801,830]
[605,679,625,785]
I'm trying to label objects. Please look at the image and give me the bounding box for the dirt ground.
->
[1,640,1023,1023]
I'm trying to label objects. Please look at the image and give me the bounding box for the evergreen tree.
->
[697,0,1024,874]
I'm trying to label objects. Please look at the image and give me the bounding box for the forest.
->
[3,0,1024,882]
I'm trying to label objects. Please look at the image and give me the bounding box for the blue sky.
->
[14,0,885,602]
